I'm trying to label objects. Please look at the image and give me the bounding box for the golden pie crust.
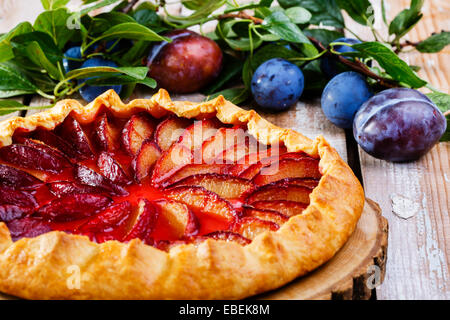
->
[0,89,364,300]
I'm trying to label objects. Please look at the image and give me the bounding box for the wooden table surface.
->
[0,0,448,300]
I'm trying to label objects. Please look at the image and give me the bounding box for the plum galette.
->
[0,89,364,299]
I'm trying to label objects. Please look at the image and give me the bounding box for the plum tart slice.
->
[0,90,364,300]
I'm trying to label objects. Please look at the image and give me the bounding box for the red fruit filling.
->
[0,112,322,250]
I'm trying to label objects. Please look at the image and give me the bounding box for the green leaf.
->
[389,0,424,37]
[352,42,427,88]
[294,0,344,28]
[440,116,450,142]
[34,8,75,49]
[40,0,69,10]
[0,90,35,99]
[87,22,168,50]
[278,0,302,8]
[0,100,31,116]
[168,0,226,22]
[303,28,344,46]
[14,41,61,81]
[11,31,63,64]
[426,92,450,114]
[203,56,243,95]
[0,44,14,63]
[86,75,157,89]
[206,87,250,105]
[0,22,34,63]
[182,0,208,10]
[79,0,123,16]
[427,92,450,142]
[336,0,372,26]
[285,6,312,24]
[119,40,151,66]
[66,66,149,81]
[416,31,450,53]
[263,11,310,43]
[132,9,162,28]
[95,11,136,26]
[0,22,33,43]
[0,62,38,93]
[260,0,274,6]
[302,60,328,94]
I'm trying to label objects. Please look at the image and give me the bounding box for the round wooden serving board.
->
[0,199,387,300]
[259,198,388,300]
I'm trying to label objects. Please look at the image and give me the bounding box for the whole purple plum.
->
[147,29,223,93]
[353,88,446,162]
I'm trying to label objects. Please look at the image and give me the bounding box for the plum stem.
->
[122,0,139,14]
[307,36,399,88]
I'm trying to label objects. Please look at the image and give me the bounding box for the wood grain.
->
[347,0,450,299]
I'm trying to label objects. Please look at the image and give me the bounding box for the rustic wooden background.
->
[0,0,448,300]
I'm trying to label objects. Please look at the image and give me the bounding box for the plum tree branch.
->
[122,0,139,14]
[307,37,399,88]
[216,13,399,88]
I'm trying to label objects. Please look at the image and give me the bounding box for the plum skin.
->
[251,58,304,111]
[353,88,447,162]
[320,37,362,78]
[63,46,83,74]
[78,58,123,102]
[147,29,223,93]
[321,71,373,129]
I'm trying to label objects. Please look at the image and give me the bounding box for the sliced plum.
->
[0,164,43,190]
[0,205,31,222]
[124,199,158,243]
[57,116,94,160]
[131,141,161,182]
[47,181,105,197]
[0,144,71,174]
[153,200,199,238]
[94,113,121,152]
[78,201,133,243]
[37,193,111,222]
[75,164,128,196]
[232,217,279,240]
[204,231,251,245]
[165,186,237,222]
[97,152,132,186]
[0,186,37,209]
[170,173,255,199]
[33,129,79,159]
[154,116,192,151]
[6,217,52,241]
[122,113,156,156]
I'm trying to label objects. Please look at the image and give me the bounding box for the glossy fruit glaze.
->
[0,109,322,250]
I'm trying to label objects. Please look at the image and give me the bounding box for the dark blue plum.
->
[353,88,447,162]
[251,58,304,111]
[321,71,373,129]
[320,37,361,78]
[63,46,83,73]
[78,58,122,102]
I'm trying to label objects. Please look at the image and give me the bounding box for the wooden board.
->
[0,199,387,300]
[344,0,450,300]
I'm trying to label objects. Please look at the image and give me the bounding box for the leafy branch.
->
[0,0,448,120]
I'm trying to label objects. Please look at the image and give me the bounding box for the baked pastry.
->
[0,89,364,300]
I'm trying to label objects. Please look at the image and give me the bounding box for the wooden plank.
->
[346,0,450,299]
